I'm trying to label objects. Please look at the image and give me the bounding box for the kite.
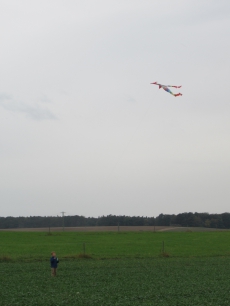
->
[151,82,182,97]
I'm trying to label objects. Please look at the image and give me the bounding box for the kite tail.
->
[174,93,182,97]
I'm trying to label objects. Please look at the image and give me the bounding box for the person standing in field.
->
[50,251,59,276]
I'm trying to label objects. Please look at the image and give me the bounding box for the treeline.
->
[156,212,230,228]
[1,212,230,229]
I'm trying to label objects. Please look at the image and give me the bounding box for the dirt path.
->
[0,226,165,232]
[0,226,226,232]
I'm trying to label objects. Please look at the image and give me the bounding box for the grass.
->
[1,231,230,261]
[1,257,230,305]
[1,231,230,305]
[0,255,12,262]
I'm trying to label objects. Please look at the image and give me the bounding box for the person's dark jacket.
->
[50,256,59,268]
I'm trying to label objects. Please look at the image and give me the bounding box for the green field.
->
[1,231,230,305]
[1,231,230,260]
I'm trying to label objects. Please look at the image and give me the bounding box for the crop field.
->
[1,231,230,305]
[1,257,230,305]
[1,231,230,260]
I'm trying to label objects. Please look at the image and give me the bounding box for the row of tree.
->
[1,212,230,229]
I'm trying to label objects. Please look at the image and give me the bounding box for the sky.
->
[0,0,230,218]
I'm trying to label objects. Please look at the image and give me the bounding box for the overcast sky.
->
[0,0,230,218]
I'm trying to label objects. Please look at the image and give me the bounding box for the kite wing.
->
[150,82,162,89]
[150,82,181,88]
[165,85,182,88]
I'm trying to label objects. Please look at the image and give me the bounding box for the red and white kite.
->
[151,82,182,97]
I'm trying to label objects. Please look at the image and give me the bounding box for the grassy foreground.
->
[1,231,230,261]
[1,231,230,305]
[1,257,230,305]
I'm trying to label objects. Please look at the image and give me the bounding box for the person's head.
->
[51,251,56,256]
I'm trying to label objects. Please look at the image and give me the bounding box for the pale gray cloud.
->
[0,93,56,120]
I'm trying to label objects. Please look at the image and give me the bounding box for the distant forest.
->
[1,212,230,229]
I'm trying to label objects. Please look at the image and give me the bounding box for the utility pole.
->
[60,212,66,232]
